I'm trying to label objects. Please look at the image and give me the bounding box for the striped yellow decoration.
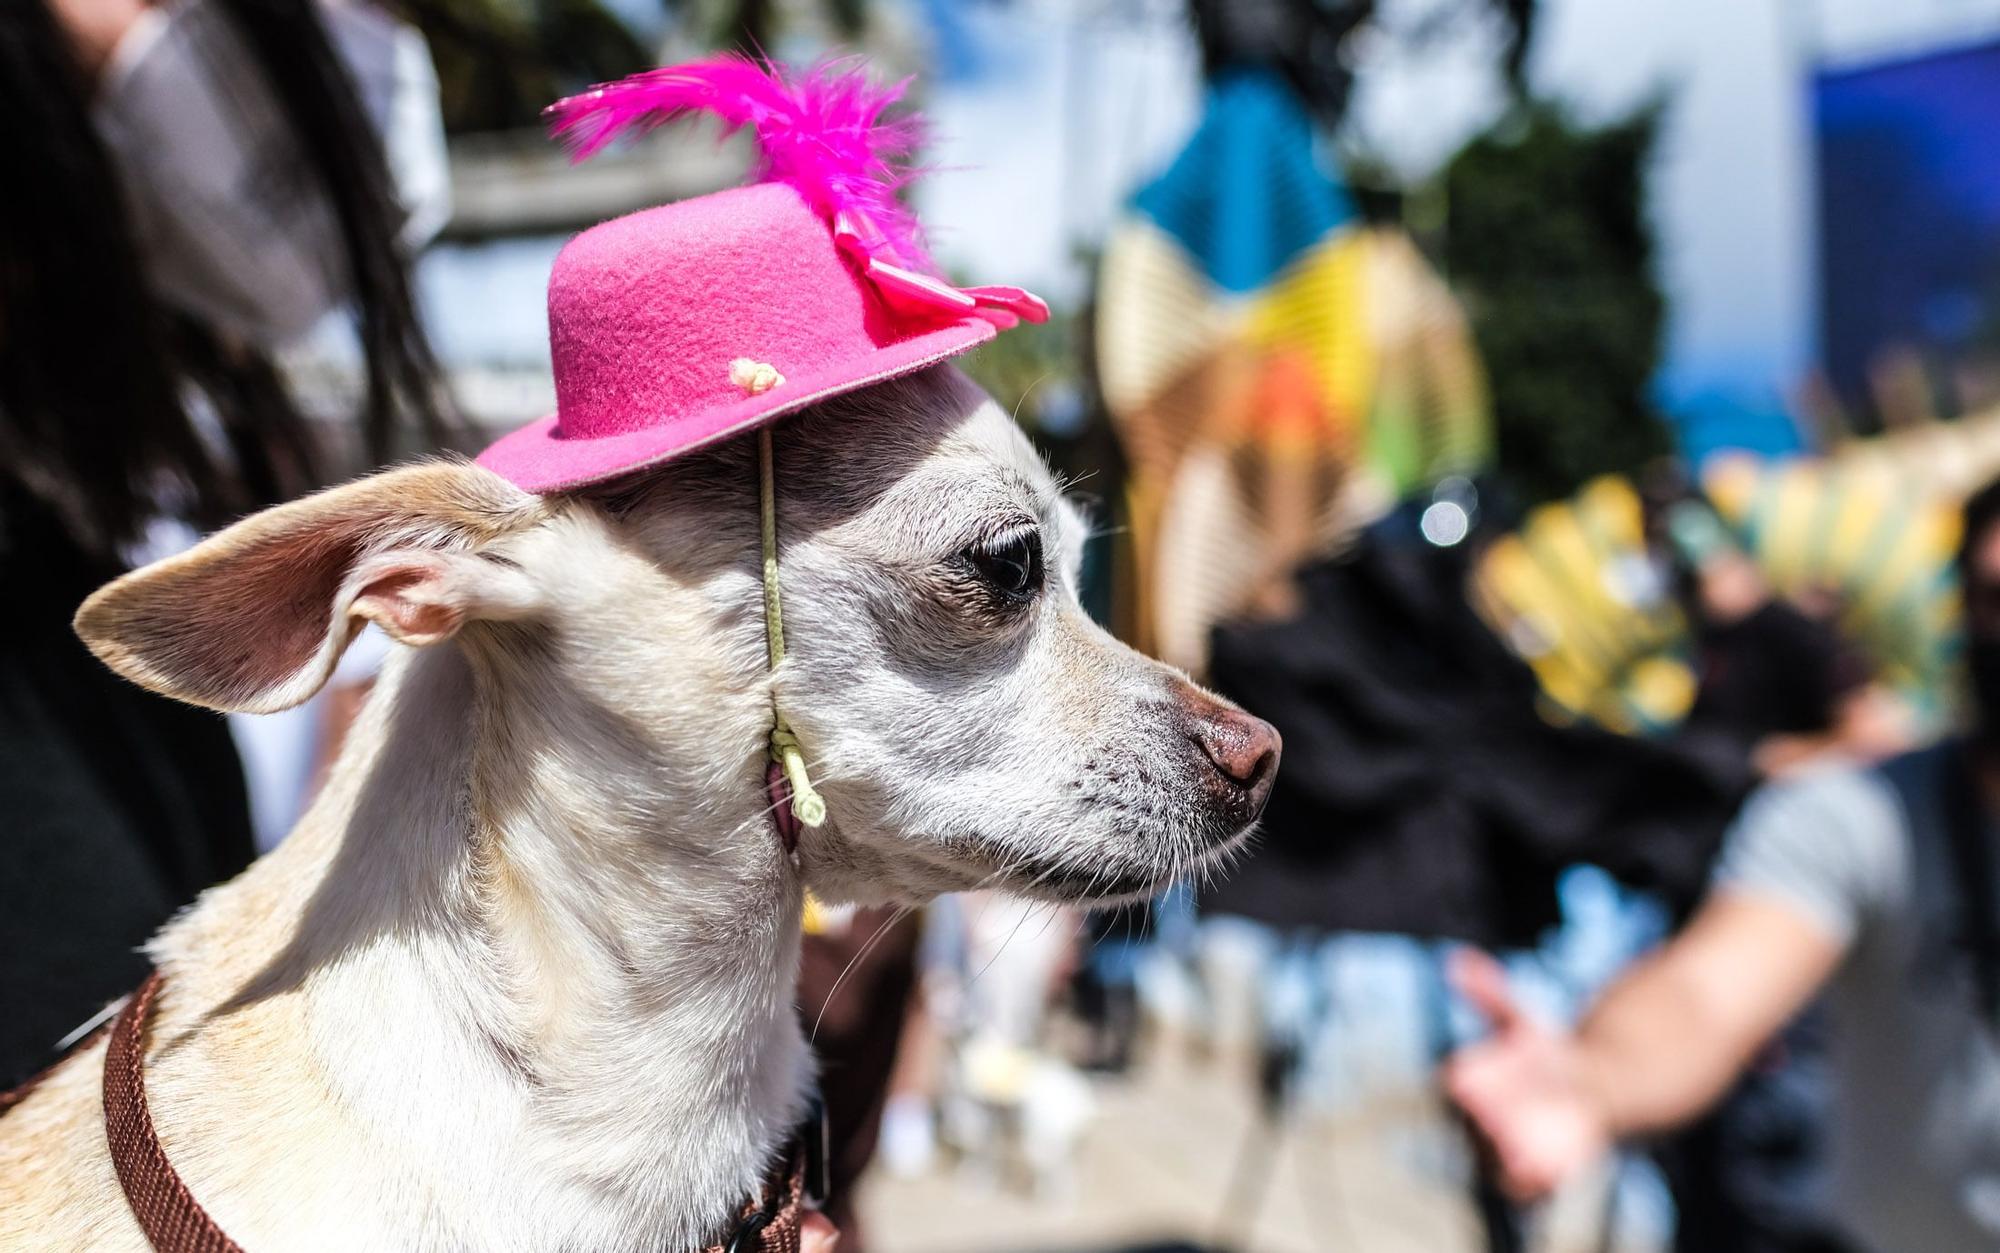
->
[1474,475,1693,733]
[1479,408,2000,738]
[1099,217,1495,674]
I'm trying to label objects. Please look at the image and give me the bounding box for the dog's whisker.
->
[1036,896,1063,931]
[807,903,915,1043]
[1009,369,1056,428]
[966,884,1047,991]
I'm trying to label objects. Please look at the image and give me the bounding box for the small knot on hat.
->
[730,358,785,395]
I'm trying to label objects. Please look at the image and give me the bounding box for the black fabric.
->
[0,485,254,1089]
[1655,1007,1858,1253]
[1199,526,1752,947]
[1880,741,2000,1031]
[1940,744,2000,1031]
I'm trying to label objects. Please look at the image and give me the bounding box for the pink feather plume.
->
[545,57,935,274]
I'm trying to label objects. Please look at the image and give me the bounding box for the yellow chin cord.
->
[760,427,826,829]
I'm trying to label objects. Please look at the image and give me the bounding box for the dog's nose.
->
[1177,685,1281,820]
[1199,714,1278,789]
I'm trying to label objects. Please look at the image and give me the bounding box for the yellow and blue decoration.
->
[1097,69,1491,671]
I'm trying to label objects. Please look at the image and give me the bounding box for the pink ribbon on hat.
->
[833,211,1049,330]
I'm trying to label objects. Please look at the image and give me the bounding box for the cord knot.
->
[769,725,826,829]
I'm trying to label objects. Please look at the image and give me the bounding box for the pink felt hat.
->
[477,59,1046,494]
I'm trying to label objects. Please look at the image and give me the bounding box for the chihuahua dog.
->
[0,367,1277,1250]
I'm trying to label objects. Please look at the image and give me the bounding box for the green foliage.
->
[399,0,650,134]
[1442,98,1674,506]
[675,0,869,52]
[398,0,881,135]
[956,313,1075,433]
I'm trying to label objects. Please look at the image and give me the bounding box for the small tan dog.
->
[0,368,1277,1250]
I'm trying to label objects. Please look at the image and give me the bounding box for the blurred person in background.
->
[1652,494,1908,1253]
[1666,496,1908,780]
[0,0,458,1087]
[1448,475,2000,1252]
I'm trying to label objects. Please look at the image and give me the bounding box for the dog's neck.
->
[151,641,809,1250]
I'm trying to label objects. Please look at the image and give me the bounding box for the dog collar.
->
[99,971,824,1253]
[758,426,825,845]
[103,972,242,1253]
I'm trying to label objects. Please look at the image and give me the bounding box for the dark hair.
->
[1187,0,1538,128]
[0,0,462,559]
[1960,475,2000,578]
[1187,0,1372,125]
[222,0,458,463]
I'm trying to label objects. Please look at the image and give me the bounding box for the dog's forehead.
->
[897,401,1055,512]
[782,372,1064,549]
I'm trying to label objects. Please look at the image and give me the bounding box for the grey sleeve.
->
[1710,764,1909,947]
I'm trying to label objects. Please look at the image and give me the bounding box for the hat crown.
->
[548,182,900,442]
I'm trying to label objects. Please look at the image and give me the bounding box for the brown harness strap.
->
[99,970,813,1253]
[104,971,245,1253]
[706,1149,807,1253]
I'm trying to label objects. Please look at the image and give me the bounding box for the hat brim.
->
[477,316,998,494]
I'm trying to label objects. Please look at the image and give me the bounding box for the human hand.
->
[1442,949,1611,1202]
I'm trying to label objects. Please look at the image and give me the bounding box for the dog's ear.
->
[75,461,547,714]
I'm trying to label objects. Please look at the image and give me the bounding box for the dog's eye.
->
[964,528,1043,603]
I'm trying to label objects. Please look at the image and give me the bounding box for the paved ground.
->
[858,1032,1662,1253]
[860,1036,1488,1253]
